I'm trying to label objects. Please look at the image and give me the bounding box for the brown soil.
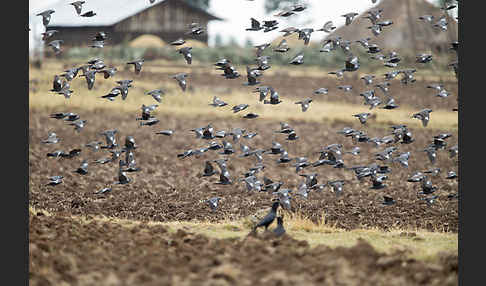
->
[29,106,458,232]
[29,212,458,286]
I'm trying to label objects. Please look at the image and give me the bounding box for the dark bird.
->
[140,118,160,127]
[448,145,458,158]
[421,195,439,206]
[178,47,192,64]
[338,85,353,92]
[382,196,396,206]
[37,9,55,27]
[418,176,437,195]
[446,171,458,179]
[279,26,300,37]
[70,1,85,15]
[172,73,188,92]
[244,66,261,86]
[263,88,282,105]
[328,69,345,78]
[295,98,312,112]
[93,31,107,41]
[416,53,433,63]
[361,75,375,85]
[246,18,263,31]
[127,59,144,74]
[46,150,66,158]
[202,161,218,177]
[253,201,279,231]
[155,130,174,136]
[328,180,345,197]
[243,113,259,119]
[80,69,96,90]
[262,20,279,32]
[272,216,286,237]
[80,11,96,17]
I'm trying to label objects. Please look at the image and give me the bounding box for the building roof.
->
[42,0,221,28]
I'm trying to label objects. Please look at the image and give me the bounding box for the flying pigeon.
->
[412,109,433,127]
[342,12,359,25]
[295,98,312,112]
[37,9,55,27]
[70,1,85,15]
[127,59,145,75]
[80,11,96,17]
[172,73,188,92]
[178,47,192,64]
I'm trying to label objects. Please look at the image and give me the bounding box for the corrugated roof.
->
[43,0,220,28]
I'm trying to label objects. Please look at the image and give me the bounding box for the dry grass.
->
[29,65,457,130]
[30,206,457,262]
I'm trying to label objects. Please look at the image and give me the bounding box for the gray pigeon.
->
[68,119,87,133]
[127,59,145,74]
[155,130,174,136]
[48,40,63,54]
[172,73,188,92]
[146,89,165,103]
[206,197,221,211]
[289,52,304,65]
[273,39,290,53]
[73,160,89,175]
[46,175,63,186]
[353,113,372,124]
[178,47,192,64]
[295,98,312,112]
[209,96,228,107]
[37,9,55,27]
[42,132,60,144]
[412,109,433,127]
[232,104,249,113]
[342,12,359,25]
[317,21,336,33]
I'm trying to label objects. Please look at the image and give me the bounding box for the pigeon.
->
[216,168,232,185]
[37,9,55,27]
[423,146,437,164]
[382,196,396,206]
[361,75,375,85]
[172,73,188,92]
[255,43,271,57]
[73,160,89,175]
[127,59,144,74]
[408,171,426,183]
[80,11,96,17]
[253,201,279,231]
[140,118,160,127]
[328,69,345,78]
[209,96,228,107]
[42,132,60,144]
[419,176,437,195]
[98,67,117,79]
[178,47,192,64]
[433,16,448,31]
[381,97,399,110]
[421,195,439,206]
[274,9,295,17]
[448,145,458,158]
[295,98,312,112]
[90,41,105,49]
[94,187,112,195]
[446,171,458,179]
[342,12,359,25]
[68,120,87,133]
[273,39,290,53]
[46,150,66,158]
[85,141,102,151]
[48,40,63,54]
[328,180,345,197]
[393,152,410,168]
[41,30,58,41]
[244,66,261,86]
[232,104,249,113]
[170,38,186,46]
[338,85,353,92]
[313,88,328,95]
[272,216,286,237]
[416,54,433,63]
[419,15,435,23]
[262,20,279,32]
[243,113,259,119]
[46,175,63,186]
[317,21,336,33]
[412,109,433,127]
[370,174,388,189]
[202,161,218,177]
[145,89,165,103]
[92,31,108,42]
[367,44,382,54]
[80,69,96,90]
[263,88,282,105]
[298,28,314,45]
[155,130,174,136]
[246,18,263,31]
[289,53,304,65]
[206,197,221,211]
[353,113,372,124]
[115,164,131,185]
[279,27,299,37]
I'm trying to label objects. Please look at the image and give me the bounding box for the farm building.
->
[29,0,221,56]
[324,0,458,54]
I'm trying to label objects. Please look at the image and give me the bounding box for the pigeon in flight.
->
[342,12,359,25]
[145,89,165,103]
[42,30,58,41]
[80,69,96,90]
[37,10,55,27]
[289,53,304,65]
[73,160,89,175]
[48,40,63,54]
[172,73,188,92]
[80,11,96,17]
[273,39,290,53]
[209,96,228,107]
[279,27,300,37]
[317,21,336,33]
[178,47,192,64]
[46,175,63,186]
[353,113,372,124]
[361,75,375,85]
[127,59,145,74]
[246,18,263,31]
[94,187,112,195]
[412,109,433,127]
[295,98,312,112]
[68,119,87,133]
[232,104,249,113]
[313,88,328,95]
[416,54,433,63]
[42,132,60,144]
[70,1,85,15]
[170,38,185,46]
[98,67,117,79]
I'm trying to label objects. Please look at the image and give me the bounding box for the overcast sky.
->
[30,0,445,49]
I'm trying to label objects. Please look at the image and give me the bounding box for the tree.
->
[185,0,210,10]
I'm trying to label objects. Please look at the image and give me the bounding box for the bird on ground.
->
[263,88,283,105]
[206,197,221,211]
[328,180,345,197]
[273,39,290,53]
[272,216,286,237]
[253,201,279,231]
[155,130,174,136]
